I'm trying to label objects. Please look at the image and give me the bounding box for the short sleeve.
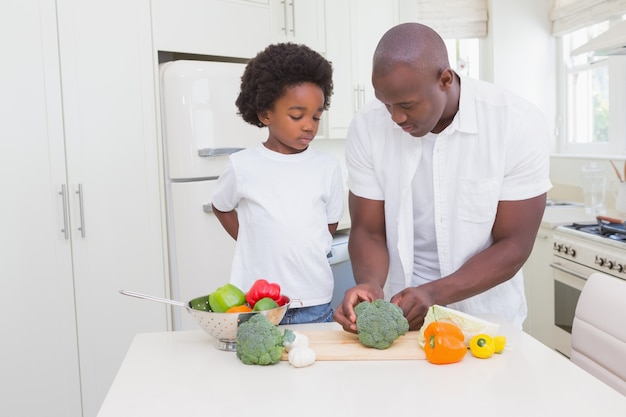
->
[211,159,240,211]
[345,103,385,201]
[501,103,552,201]
[326,162,345,224]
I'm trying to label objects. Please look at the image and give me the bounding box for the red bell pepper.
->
[245,279,282,308]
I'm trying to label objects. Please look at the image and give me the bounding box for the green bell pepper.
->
[208,283,246,313]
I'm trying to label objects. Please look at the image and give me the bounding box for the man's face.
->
[373,64,449,137]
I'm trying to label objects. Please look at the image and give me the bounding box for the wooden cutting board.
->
[281,330,426,361]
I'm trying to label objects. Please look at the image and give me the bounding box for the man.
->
[334,22,551,332]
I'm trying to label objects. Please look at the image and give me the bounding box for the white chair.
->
[570,272,626,395]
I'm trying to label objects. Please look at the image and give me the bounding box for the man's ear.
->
[439,69,454,91]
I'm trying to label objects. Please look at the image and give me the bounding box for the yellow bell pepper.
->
[469,334,495,359]
[494,335,506,354]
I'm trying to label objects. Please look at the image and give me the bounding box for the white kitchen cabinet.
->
[324,0,398,139]
[1,1,168,416]
[522,225,555,348]
[270,0,326,54]
[151,0,273,59]
[0,2,82,416]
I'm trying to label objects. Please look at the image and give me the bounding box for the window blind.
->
[415,0,488,39]
[551,0,626,35]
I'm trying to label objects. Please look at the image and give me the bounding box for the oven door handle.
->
[549,262,589,280]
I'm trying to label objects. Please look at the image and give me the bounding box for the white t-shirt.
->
[346,75,552,326]
[212,144,344,307]
[412,132,439,285]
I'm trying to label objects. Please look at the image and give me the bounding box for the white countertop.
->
[97,322,626,417]
[541,205,596,229]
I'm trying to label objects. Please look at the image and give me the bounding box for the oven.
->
[551,218,626,357]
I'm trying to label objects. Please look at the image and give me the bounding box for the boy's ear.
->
[257,111,270,126]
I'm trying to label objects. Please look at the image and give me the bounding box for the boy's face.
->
[259,82,324,154]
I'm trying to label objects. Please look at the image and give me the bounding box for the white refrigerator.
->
[159,60,266,330]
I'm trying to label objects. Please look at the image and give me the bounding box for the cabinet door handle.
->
[76,184,86,237]
[359,85,366,108]
[281,0,288,35]
[289,0,296,36]
[59,184,69,239]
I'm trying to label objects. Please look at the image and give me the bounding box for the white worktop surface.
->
[97,322,626,417]
[541,205,596,229]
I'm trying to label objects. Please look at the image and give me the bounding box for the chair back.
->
[570,272,626,395]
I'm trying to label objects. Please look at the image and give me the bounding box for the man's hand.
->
[333,283,384,333]
[390,287,434,331]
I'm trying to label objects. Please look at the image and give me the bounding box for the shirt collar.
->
[441,74,478,136]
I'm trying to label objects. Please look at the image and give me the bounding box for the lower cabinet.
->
[522,225,555,348]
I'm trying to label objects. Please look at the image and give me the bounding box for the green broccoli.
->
[355,299,409,349]
[235,314,284,365]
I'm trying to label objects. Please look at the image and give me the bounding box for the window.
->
[558,20,626,155]
[409,0,484,79]
[445,38,480,79]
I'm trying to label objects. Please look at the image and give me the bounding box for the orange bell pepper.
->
[423,321,467,364]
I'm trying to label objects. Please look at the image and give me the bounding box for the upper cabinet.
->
[270,0,326,54]
[324,0,399,139]
[151,0,273,58]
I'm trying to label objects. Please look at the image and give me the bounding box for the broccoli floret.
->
[235,314,284,365]
[355,299,409,349]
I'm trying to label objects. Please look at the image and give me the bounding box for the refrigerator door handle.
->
[197,147,244,157]
[202,203,213,213]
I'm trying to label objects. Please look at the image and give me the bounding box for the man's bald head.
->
[372,23,450,78]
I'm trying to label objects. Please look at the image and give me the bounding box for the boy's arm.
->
[211,205,239,240]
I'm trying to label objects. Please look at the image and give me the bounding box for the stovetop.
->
[554,220,626,278]
[562,221,626,245]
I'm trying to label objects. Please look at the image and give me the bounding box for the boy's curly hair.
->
[236,43,333,127]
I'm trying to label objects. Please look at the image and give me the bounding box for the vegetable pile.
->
[354,299,409,349]
[190,278,287,313]
[419,305,507,365]
[419,304,499,346]
[235,314,316,368]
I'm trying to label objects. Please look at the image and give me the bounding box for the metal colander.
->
[120,290,290,351]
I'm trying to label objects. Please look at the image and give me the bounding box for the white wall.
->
[483,0,558,151]
[481,1,626,213]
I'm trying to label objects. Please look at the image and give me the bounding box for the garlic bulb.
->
[287,345,316,368]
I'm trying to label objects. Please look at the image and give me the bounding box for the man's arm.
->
[334,192,388,331]
[348,192,389,288]
[392,193,546,330]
